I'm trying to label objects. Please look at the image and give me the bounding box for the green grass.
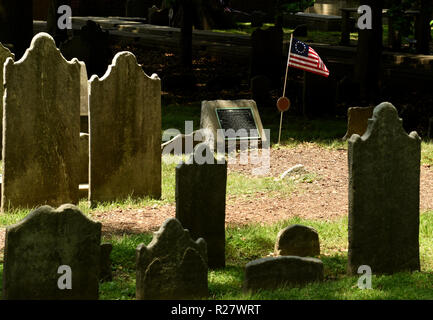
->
[93,212,433,299]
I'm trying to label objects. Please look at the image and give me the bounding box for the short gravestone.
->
[348,102,421,275]
[136,218,208,300]
[0,43,14,158]
[342,106,374,140]
[275,224,320,257]
[2,33,81,211]
[250,75,272,109]
[243,256,324,292]
[2,204,101,300]
[89,51,161,204]
[176,147,227,269]
[200,99,267,151]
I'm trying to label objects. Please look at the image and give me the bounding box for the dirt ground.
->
[67,144,433,236]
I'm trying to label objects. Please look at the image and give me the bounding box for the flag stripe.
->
[289,58,318,68]
[289,62,330,76]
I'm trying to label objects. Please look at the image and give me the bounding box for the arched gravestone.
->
[0,43,14,157]
[2,204,101,300]
[89,51,161,204]
[136,218,208,300]
[2,33,81,211]
[175,145,227,269]
[348,102,421,275]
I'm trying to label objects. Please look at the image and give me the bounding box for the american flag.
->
[288,38,330,77]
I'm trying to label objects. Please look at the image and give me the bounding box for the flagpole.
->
[278,32,294,145]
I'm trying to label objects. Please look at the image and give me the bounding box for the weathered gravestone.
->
[0,43,14,158]
[89,51,161,204]
[136,218,208,300]
[243,256,324,292]
[275,224,320,257]
[348,102,421,275]
[2,33,80,211]
[342,106,374,141]
[176,145,227,268]
[2,204,101,300]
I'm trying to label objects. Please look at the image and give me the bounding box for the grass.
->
[95,212,433,300]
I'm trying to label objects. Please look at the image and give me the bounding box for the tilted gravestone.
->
[2,33,81,211]
[275,224,320,257]
[243,256,324,292]
[136,218,208,300]
[348,102,421,275]
[176,147,227,268]
[0,43,14,158]
[2,204,101,300]
[89,51,161,204]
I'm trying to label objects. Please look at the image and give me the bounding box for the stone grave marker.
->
[176,146,227,268]
[275,224,320,257]
[243,256,323,292]
[2,33,80,211]
[342,106,374,140]
[2,204,101,300]
[348,102,421,275]
[200,99,267,151]
[136,218,208,300]
[0,43,14,157]
[89,51,161,204]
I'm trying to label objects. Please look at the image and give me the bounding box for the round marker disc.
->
[277,96,291,112]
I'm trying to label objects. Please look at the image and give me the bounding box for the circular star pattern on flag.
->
[295,42,307,54]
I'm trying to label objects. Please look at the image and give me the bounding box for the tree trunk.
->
[416,0,432,54]
[0,0,33,58]
[180,0,193,68]
[355,0,383,103]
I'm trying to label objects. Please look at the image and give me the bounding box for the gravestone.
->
[251,26,283,87]
[200,99,267,151]
[60,20,112,78]
[89,51,161,204]
[342,106,374,140]
[303,68,336,117]
[2,204,101,300]
[243,256,323,292]
[0,43,14,158]
[176,147,227,268]
[136,218,208,300]
[2,33,80,211]
[348,102,421,275]
[275,224,320,257]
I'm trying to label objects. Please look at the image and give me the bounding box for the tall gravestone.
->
[176,146,227,268]
[348,102,421,275]
[89,52,161,204]
[2,204,101,300]
[0,43,14,157]
[136,218,208,300]
[2,33,81,211]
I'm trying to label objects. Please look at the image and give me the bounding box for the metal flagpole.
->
[278,32,294,145]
